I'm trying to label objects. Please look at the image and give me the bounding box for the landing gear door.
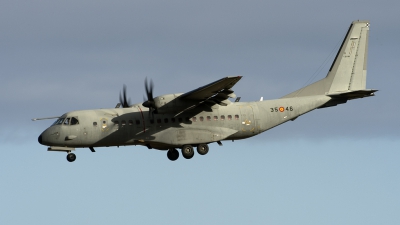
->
[239,105,257,133]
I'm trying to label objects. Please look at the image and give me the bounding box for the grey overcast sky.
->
[1,1,399,224]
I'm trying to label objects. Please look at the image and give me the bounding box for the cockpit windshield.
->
[52,118,65,126]
[52,117,79,126]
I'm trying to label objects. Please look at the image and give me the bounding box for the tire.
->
[181,145,194,159]
[167,149,179,161]
[66,153,76,162]
[197,144,209,155]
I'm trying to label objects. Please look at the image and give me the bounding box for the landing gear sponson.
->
[167,144,210,161]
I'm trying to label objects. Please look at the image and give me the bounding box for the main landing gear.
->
[197,143,209,155]
[167,148,179,161]
[167,144,210,161]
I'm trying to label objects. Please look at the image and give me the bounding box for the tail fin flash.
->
[282,21,376,99]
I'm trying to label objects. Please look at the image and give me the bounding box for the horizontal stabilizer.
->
[327,89,377,100]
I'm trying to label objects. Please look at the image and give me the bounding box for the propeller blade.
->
[119,84,131,108]
[144,77,154,101]
[142,77,156,109]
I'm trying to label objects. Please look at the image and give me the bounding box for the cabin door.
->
[239,105,257,133]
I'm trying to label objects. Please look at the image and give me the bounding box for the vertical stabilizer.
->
[327,20,369,93]
[282,21,373,99]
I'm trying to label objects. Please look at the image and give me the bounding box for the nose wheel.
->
[66,153,76,162]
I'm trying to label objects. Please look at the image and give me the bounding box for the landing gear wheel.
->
[167,149,179,161]
[197,144,209,155]
[181,145,194,159]
[66,153,76,162]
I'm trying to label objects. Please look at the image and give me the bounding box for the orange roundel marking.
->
[279,107,285,112]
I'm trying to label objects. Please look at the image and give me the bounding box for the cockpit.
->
[52,117,80,126]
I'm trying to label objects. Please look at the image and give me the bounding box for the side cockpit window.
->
[63,118,70,125]
[71,117,79,125]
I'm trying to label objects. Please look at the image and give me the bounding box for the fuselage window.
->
[164,118,168,123]
[102,121,107,129]
[207,116,211,121]
[157,119,161,124]
[71,117,79,125]
[228,115,232,120]
[214,116,218,121]
[192,117,197,122]
[113,121,119,125]
[221,115,225,121]
[129,120,133,125]
[199,116,204,122]
[136,120,140,125]
[235,115,239,120]
[121,120,126,126]
[171,118,176,123]
[93,122,97,127]
[63,118,70,125]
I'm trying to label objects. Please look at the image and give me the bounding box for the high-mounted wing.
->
[170,76,242,116]
[179,76,242,101]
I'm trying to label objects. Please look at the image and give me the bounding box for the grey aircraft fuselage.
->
[39,95,330,150]
[36,20,376,162]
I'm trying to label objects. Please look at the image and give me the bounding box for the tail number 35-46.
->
[270,106,293,112]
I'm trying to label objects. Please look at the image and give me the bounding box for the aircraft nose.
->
[38,135,43,145]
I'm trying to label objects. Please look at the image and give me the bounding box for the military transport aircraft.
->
[34,20,376,162]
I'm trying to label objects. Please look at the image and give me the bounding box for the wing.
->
[179,76,242,102]
[171,76,242,116]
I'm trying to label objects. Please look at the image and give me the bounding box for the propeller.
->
[142,77,157,117]
[119,84,131,108]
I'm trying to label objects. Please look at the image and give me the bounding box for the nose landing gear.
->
[47,146,77,162]
[66,153,76,162]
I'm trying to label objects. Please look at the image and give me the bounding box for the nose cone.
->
[38,135,43,145]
